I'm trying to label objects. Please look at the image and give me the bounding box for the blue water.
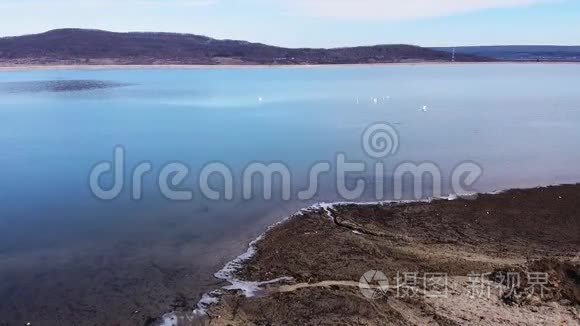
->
[1,64,580,323]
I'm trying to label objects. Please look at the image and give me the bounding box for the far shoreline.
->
[1,61,580,72]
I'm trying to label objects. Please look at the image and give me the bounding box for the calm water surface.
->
[1,64,579,324]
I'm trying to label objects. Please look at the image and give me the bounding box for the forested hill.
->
[0,29,493,65]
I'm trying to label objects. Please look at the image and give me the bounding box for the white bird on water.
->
[373,97,378,104]
[420,105,428,112]
[258,97,263,103]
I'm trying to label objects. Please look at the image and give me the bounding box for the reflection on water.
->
[0,79,130,93]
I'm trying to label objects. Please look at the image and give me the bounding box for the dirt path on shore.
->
[277,280,363,293]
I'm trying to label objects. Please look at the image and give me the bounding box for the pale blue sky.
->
[0,0,578,48]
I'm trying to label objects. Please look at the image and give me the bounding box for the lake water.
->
[1,64,580,324]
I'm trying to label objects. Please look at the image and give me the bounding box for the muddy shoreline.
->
[178,185,580,325]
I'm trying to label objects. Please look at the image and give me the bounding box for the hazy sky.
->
[0,0,578,47]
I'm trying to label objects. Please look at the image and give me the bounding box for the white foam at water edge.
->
[188,208,316,317]
[192,290,221,316]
